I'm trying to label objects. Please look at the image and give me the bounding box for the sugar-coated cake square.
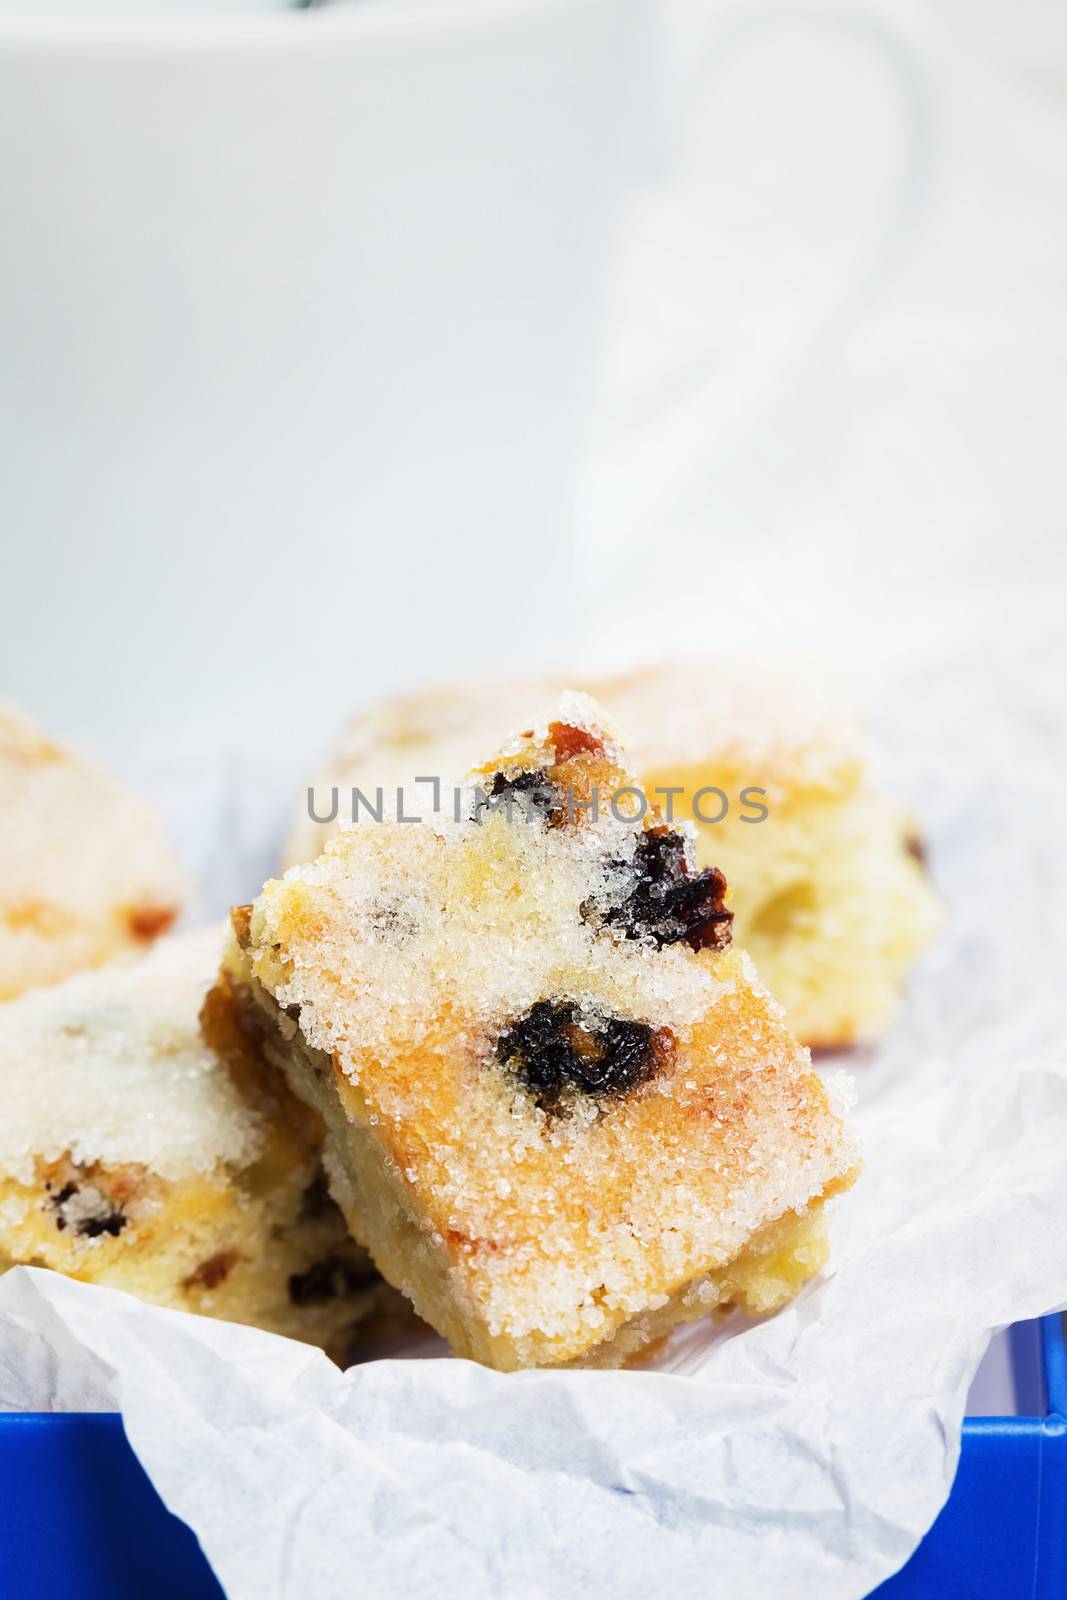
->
[0,701,186,999]
[0,928,412,1362]
[224,694,859,1370]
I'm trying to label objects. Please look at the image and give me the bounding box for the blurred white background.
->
[1,0,1064,781]
[0,0,640,772]
[581,0,1066,688]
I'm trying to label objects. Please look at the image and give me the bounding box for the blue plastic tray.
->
[2,1316,1064,1599]
[874,1316,1067,1600]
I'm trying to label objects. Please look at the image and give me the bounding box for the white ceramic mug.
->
[0,0,643,768]
[0,0,930,779]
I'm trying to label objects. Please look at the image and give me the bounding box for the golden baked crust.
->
[233,695,859,1369]
[285,666,939,1047]
[0,928,413,1361]
[0,702,186,999]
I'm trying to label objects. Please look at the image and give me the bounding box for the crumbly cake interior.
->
[0,701,186,1000]
[643,760,939,1046]
[285,666,938,1047]
[235,693,859,1370]
[0,928,412,1361]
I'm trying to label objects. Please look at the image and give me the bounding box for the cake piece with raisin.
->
[226,695,859,1370]
[0,926,412,1362]
[0,701,186,999]
[286,666,939,1048]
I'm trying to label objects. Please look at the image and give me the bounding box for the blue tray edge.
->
[2,1316,1064,1600]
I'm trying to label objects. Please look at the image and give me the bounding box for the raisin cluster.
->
[599,828,732,952]
[497,1000,668,1108]
[48,1180,126,1239]
[479,768,562,825]
[477,721,603,829]
[288,1253,378,1307]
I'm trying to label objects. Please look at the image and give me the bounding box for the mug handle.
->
[586,0,935,542]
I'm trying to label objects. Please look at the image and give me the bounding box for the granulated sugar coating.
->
[0,701,186,999]
[0,927,259,1184]
[285,665,939,1050]
[232,695,860,1370]
[0,927,415,1357]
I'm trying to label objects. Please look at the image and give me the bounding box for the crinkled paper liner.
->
[2,659,1065,1600]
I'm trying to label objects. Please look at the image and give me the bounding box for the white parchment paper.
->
[1,656,1065,1599]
